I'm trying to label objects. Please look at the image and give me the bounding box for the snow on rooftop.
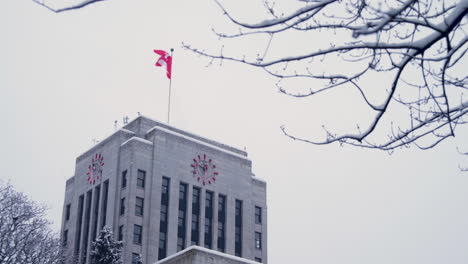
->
[251,175,267,183]
[155,245,260,264]
[126,115,247,156]
[120,136,153,147]
[147,125,251,161]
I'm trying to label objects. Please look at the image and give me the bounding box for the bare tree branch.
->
[0,181,63,264]
[32,0,108,13]
[185,0,468,150]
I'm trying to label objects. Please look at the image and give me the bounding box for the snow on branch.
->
[185,0,468,150]
[32,0,108,13]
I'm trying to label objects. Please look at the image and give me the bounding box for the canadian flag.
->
[154,50,172,79]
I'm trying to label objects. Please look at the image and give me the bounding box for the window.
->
[118,225,124,241]
[191,187,201,245]
[74,195,84,256]
[158,177,170,260]
[121,170,127,189]
[255,206,262,224]
[158,232,167,259]
[177,237,184,251]
[65,204,71,221]
[255,257,262,263]
[91,185,100,240]
[191,216,199,246]
[100,180,109,229]
[137,170,146,188]
[204,218,212,249]
[235,199,243,257]
[63,230,68,246]
[217,194,226,252]
[160,205,168,224]
[179,183,187,202]
[177,183,188,251]
[120,198,125,216]
[162,177,170,195]
[178,210,185,226]
[255,232,262,249]
[133,225,142,244]
[82,190,93,262]
[159,232,166,248]
[204,191,213,249]
[132,253,141,264]
[135,197,144,216]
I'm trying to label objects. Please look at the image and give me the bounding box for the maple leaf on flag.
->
[154,50,172,79]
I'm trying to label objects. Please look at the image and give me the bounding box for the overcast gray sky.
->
[1,1,468,263]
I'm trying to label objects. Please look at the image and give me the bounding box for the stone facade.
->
[61,116,267,264]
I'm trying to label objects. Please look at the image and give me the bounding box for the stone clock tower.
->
[60,116,267,264]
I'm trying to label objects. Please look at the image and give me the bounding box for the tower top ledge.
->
[77,115,248,162]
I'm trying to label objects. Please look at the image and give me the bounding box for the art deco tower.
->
[60,116,267,264]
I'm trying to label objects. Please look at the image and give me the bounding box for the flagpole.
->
[167,48,174,124]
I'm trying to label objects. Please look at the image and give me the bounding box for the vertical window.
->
[217,194,226,252]
[160,205,168,225]
[118,225,124,241]
[255,257,262,263]
[204,191,213,249]
[137,170,146,188]
[65,204,71,221]
[135,197,144,216]
[255,232,262,249]
[162,177,169,195]
[133,225,142,244]
[91,185,101,241]
[100,180,109,229]
[74,195,84,256]
[177,237,184,251]
[158,232,167,258]
[235,199,243,257]
[177,183,187,251]
[120,198,125,216]
[255,206,262,224]
[82,190,93,263]
[63,230,68,246]
[158,177,170,260]
[191,187,200,245]
[121,170,127,189]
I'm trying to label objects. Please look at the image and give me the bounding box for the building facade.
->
[60,116,267,264]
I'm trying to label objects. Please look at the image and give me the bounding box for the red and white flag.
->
[154,50,172,79]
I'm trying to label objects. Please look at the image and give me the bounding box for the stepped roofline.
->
[76,115,248,162]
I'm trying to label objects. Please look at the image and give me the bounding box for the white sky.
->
[1,0,468,263]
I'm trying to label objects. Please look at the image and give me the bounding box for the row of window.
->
[122,169,149,263]
[114,225,260,263]
[119,169,263,222]
[122,169,262,223]
[65,174,263,263]
[64,180,109,264]
[119,196,144,217]
[121,169,146,189]
[117,224,144,244]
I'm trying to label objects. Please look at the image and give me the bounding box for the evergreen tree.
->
[90,227,123,264]
[132,253,143,264]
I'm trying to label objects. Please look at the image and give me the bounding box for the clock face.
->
[86,153,104,184]
[191,154,218,185]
